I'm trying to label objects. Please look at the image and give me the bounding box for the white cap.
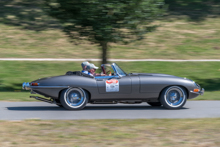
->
[81,61,90,68]
[86,63,99,70]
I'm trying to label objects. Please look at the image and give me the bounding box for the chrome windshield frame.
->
[112,63,127,77]
[100,63,126,78]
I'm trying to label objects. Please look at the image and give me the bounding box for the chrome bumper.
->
[190,88,205,95]
[200,88,205,95]
[22,82,31,90]
[22,82,69,90]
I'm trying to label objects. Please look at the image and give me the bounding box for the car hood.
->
[131,73,176,77]
[130,73,192,81]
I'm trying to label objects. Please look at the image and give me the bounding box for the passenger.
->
[81,61,90,74]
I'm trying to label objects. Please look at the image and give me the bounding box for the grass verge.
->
[0,92,37,101]
[0,119,219,147]
[0,61,219,101]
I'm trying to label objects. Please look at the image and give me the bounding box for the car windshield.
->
[114,63,127,77]
[101,64,115,75]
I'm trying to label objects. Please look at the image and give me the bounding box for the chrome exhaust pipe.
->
[30,96,55,104]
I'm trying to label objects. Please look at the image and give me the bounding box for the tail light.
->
[31,83,39,86]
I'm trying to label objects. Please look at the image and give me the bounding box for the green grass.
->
[0,119,220,146]
[0,92,37,101]
[0,61,219,101]
[193,91,220,100]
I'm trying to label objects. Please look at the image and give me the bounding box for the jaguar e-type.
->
[22,63,204,110]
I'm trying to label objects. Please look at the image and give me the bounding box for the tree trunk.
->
[100,41,108,64]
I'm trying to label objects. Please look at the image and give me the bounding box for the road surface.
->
[0,101,219,120]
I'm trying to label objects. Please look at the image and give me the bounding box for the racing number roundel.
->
[106,79,119,92]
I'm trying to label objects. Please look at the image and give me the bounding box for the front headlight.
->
[194,82,200,89]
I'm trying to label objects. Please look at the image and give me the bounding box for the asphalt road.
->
[0,101,220,120]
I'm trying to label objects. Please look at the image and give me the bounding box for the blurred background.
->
[0,0,220,100]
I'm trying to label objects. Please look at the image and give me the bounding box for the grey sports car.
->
[22,63,204,110]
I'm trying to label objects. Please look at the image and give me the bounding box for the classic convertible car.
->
[22,63,204,110]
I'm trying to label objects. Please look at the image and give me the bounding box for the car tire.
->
[60,87,88,110]
[147,102,162,106]
[160,86,187,109]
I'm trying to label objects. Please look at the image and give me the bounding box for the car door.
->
[96,75,132,94]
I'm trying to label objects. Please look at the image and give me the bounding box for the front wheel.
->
[160,86,187,109]
[60,88,88,110]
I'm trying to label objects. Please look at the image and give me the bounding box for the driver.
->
[87,63,112,77]
[86,63,99,76]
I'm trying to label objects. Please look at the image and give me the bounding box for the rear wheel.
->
[147,102,162,106]
[160,86,187,109]
[60,88,88,110]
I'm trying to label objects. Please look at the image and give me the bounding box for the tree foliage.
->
[165,0,220,21]
[0,0,60,31]
[44,0,165,63]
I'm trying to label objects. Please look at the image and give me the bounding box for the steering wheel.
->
[106,70,111,75]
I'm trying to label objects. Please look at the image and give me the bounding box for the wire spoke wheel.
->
[60,88,88,110]
[160,86,187,109]
[65,89,84,107]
